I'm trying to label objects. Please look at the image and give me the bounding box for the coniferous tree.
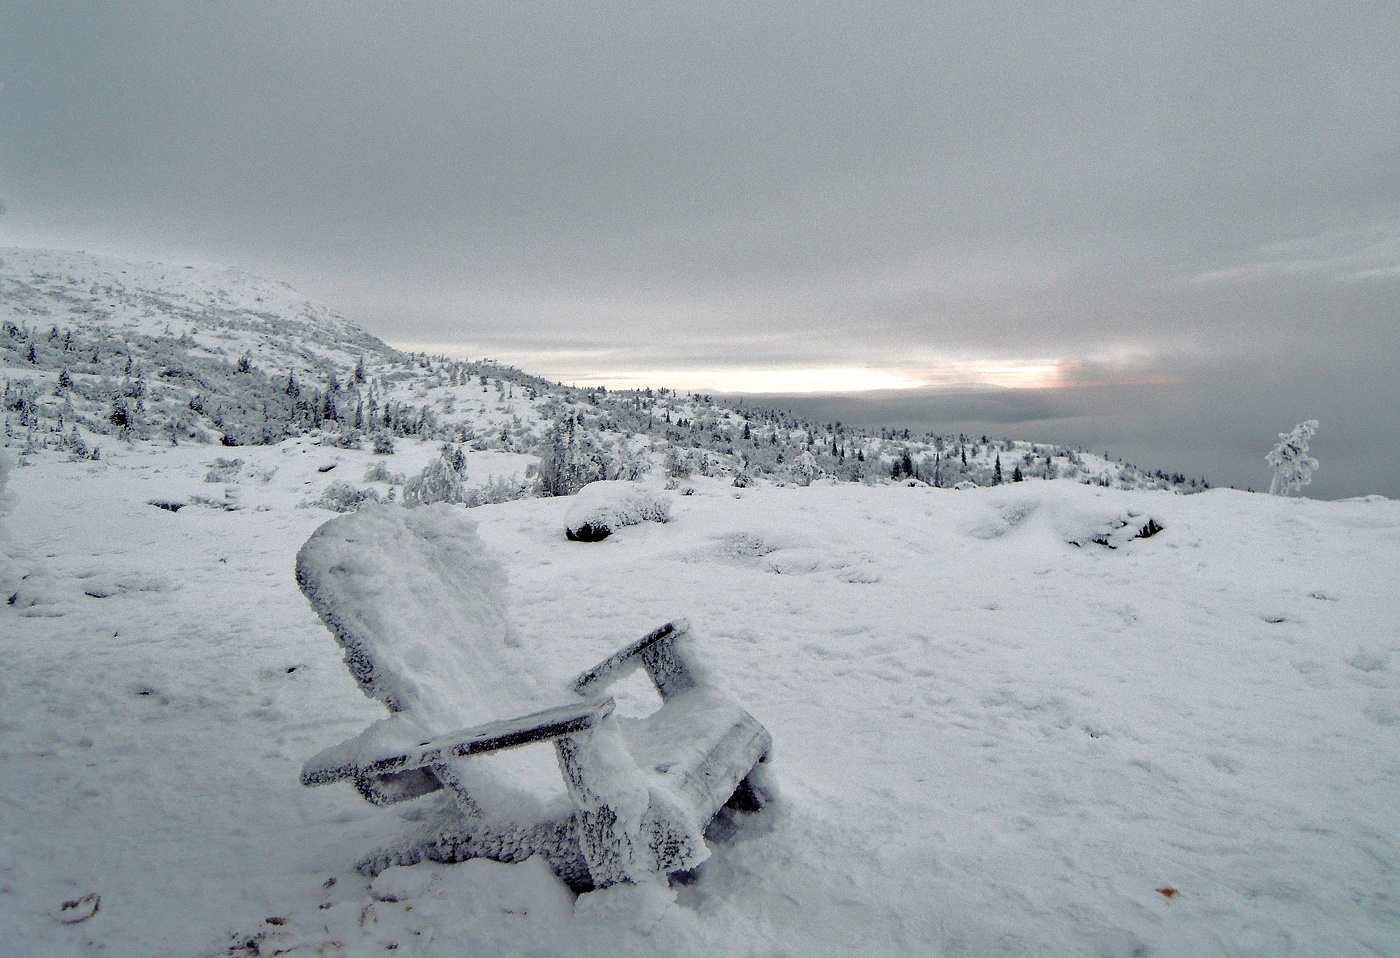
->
[1267,420,1319,496]
[403,444,468,507]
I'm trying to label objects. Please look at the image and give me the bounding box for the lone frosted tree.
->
[1266,420,1319,496]
[402,444,467,507]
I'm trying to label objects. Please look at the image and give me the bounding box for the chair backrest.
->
[296,503,545,733]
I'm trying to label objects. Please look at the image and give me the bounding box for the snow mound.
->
[1065,510,1164,549]
[565,482,672,542]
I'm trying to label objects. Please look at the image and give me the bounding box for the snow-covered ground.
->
[2,439,1397,956]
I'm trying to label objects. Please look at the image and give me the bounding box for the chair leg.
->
[556,724,710,887]
[354,799,591,891]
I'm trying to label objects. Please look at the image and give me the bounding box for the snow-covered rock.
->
[565,482,673,542]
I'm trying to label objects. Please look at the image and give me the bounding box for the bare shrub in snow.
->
[205,457,243,482]
[464,475,536,507]
[1268,420,1319,496]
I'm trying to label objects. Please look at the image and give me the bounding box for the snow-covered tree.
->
[539,413,606,496]
[1267,420,1319,496]
[402,444,468,507]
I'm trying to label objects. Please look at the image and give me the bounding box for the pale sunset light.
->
[396,347,1074,394]
[580,361,1070,394]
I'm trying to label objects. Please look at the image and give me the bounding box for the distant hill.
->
[1,247,1207,494]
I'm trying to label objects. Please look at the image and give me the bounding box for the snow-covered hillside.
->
[2,247,1206,494]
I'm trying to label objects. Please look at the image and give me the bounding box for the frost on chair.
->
[296,504,773,891]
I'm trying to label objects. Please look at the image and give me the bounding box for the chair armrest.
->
[573,619,698,700]
[302,696,616,787]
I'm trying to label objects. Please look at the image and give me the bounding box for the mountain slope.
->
[2,247,1207,495]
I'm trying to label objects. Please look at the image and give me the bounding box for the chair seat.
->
[619,689,772,822]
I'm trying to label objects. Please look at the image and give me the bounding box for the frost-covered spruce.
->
[564,481,672,541]
[402,444,468,507]
[1267,420,1319,496]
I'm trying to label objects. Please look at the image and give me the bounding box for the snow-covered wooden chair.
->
[296,504,773,891]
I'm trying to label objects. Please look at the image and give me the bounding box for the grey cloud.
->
[2,2,1398,495]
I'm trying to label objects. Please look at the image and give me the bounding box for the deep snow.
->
[2,438,1397,957]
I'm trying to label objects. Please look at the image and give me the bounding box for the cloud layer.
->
[2,2,1397,495]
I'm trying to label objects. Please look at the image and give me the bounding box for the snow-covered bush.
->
[665,448,690,479]
[538,414,606,496]
[325,428,361,450]
[371,433,396,455]
[1077,513,1164,549]
[564,482,672,541]
[205,457,243,482]
[402,444,467,507]
[362,460,406,484]
[1267,420,1319,496]
[313,481,383,513]
[464,476,536,507]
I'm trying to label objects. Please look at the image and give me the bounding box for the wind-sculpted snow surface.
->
[2,441,1397,957]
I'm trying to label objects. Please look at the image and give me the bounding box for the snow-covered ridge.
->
[1,247,392,370]
[3,247,1205,494]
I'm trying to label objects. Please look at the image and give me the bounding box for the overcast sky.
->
[3,2,1398,496]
